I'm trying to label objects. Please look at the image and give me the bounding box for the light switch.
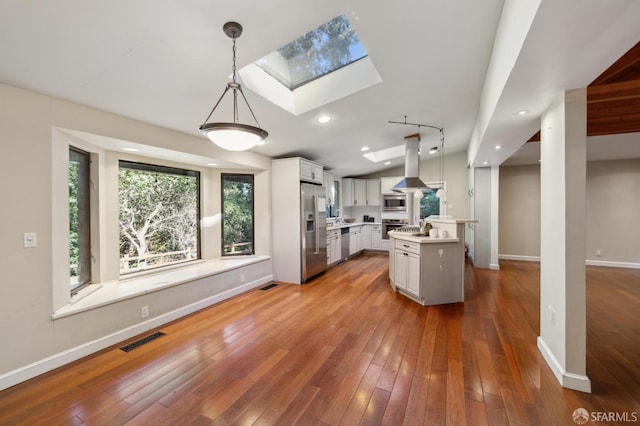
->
[24,232,37,248]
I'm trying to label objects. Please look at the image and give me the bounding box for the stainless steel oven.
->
[382,219,408,240]
[382,193,408,212]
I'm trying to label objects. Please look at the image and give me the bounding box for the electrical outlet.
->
[141,305,149,319]
[548,305,555,324]
[596,249,602,257]
[23,232,37,248]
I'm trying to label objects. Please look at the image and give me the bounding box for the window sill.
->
[52,255,270,320]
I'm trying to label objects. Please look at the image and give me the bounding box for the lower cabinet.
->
[370,225,382,250]
[349,225,364,255]
[393,242,421,298]
[327,230,341,265]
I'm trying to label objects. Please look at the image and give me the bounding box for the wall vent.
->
[260,283,278,291]
[119,331,166,352]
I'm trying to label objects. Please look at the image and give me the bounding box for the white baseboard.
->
[489,263,501,270]
[537,336,591,393]
[585,259,640,269]
[0,275,273,391]
[499,254,541,262]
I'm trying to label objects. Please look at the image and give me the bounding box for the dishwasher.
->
[340,227,350,261]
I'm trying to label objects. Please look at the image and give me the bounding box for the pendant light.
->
[199,22,268,151]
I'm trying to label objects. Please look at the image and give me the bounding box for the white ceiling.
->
[0,1,639,177]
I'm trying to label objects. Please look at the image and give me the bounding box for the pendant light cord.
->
[231,34,237,83]
[200,26,264,128]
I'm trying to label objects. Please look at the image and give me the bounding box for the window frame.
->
[69,146,92,296]
[221,173,255,257]
[118,160,202,275]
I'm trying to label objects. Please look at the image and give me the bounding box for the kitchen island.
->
[388,217,475,306]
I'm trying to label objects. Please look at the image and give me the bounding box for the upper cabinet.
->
[343,178,381,206]
[366,179,381,205]
[300,158,323,184]
[380,176,403,193]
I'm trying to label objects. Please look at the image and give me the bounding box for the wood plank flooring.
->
[0,255,638,425]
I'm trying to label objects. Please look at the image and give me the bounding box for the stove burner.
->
[395,225,421,233]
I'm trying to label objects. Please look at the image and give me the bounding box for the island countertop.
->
[388,231,459,244]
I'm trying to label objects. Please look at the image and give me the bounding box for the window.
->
[255,14,368,90]
[119,161,200,274]
[222,174,254,256]
[69,147,91,294]
[419,183,445,219]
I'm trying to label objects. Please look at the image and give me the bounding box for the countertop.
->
[327,222,381,231]
[425,216,477,224]
[388,231,459,244]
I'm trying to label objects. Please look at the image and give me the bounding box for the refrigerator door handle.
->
[314,196,319,254]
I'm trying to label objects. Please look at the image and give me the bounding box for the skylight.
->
[255,15,368,90]
[238,15,382,116]
[363,144,406,163]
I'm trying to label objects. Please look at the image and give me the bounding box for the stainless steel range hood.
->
[392,133,427,192]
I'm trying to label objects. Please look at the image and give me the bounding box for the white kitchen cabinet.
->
[380,176,403,193]
[366,179,381,205]
[364,224,382,250]
[353,179,367,205]
[364,225,371,250]
[394,241,420,298]
[349,225,364,255]
[370,225,382,250]
[343,178,380,206]
[327,229,342,265]
[272,157,326,284]
[300,158,323,184]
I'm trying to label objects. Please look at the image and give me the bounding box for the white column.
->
[490,166,500,270]
[537,89,591,393]
[472,166,500,270]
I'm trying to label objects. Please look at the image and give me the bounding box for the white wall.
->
[0,84,273,387]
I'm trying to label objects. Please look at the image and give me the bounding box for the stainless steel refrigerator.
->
[301,183,327,282]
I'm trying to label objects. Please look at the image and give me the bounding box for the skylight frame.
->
[238,14,382,116]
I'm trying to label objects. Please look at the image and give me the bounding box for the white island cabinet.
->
[388,218,476,306]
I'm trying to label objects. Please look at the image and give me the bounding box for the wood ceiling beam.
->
[587,79,640,103]
[590,41,640,86]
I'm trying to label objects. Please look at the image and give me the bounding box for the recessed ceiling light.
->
[384,161,391,165]
[317,115,331,124]
[429,146,439,154]
[360,146,369,152]
[495,145,502,150]
[516,110,528,116]
[483,161,489,165]
[123,147,139,152]
[208,163,218,167]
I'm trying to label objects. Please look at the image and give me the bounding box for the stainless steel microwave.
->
[382,193,408,212]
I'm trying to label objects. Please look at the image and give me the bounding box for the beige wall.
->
[586,159,640,263]
[0,84,273,381]
[499,159,640,265]
[499,165,541,257]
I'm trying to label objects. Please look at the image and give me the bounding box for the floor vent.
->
[120,331,166,352]
[260,283,278,291]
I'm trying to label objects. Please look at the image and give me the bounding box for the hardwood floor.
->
[0,254,638,425]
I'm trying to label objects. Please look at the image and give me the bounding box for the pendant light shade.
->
[199,22,268,151]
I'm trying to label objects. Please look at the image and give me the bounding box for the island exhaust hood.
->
[392,133,427,192]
